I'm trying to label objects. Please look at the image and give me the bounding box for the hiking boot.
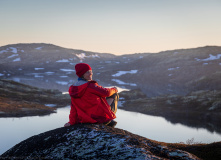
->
[103,120,117,127]
[107,120,117,127]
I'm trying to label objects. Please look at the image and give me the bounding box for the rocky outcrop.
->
[119,89,221,134]
[1,124,200,160]
[0,79,70,117]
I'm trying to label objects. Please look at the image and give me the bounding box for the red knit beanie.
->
[75,63,92,77]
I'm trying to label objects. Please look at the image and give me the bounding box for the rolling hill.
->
[0,43,220,96]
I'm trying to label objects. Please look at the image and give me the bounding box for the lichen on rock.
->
[1,124,199,160]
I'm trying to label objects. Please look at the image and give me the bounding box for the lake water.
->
[1,106,221,155]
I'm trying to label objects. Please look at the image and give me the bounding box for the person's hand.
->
[64,122,71,127]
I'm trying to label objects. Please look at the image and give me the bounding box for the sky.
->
[1,0,221,55]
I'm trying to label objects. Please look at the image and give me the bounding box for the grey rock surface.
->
[1,124,199,160]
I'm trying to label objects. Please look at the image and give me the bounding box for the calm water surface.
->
[1,106,221,155]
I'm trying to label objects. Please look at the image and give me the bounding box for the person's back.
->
[64,63,118,127]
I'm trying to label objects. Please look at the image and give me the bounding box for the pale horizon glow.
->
[1,0,221,55]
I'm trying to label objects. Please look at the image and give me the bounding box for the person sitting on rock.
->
[64,63,119,127]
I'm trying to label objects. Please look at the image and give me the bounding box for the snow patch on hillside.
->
[35,47,43,50]
[35,68,44,70]
[28,73,44,78]
[56,81,68,85]
[0,50,8,54]
[112,79,137,86]
[45,104,57,107]
[7,54,19,58]
[60,69,75,72]
[13,58,21,62]
[195,54,221,61]
[168,67,179,71]
[45,72,54,75]
[112,70,138,77]
[0,47,17,54]
[56,59,70,62]
[35,75,44,78]
[76,53,100,61]
[9,47,18,53]
[70,63,76,65]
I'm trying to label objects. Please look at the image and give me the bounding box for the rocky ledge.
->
[1,124,200,160]
[0,79,70,117]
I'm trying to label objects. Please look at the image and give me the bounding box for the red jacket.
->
[68,80,117,125]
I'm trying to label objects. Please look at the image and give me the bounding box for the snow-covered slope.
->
[105,46,221,96]
[0,43,147,91]
[0,43,220,96]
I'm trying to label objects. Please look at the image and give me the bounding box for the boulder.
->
[1,124,199,160]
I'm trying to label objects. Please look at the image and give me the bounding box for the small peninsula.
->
[0,79,70,117]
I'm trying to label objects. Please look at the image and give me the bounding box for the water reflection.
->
[1,107,221,155]
[0,106,70,155]
[115,109,221,143]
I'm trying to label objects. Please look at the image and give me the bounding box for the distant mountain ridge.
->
[0,43,220,96]
[106,46,221,96]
